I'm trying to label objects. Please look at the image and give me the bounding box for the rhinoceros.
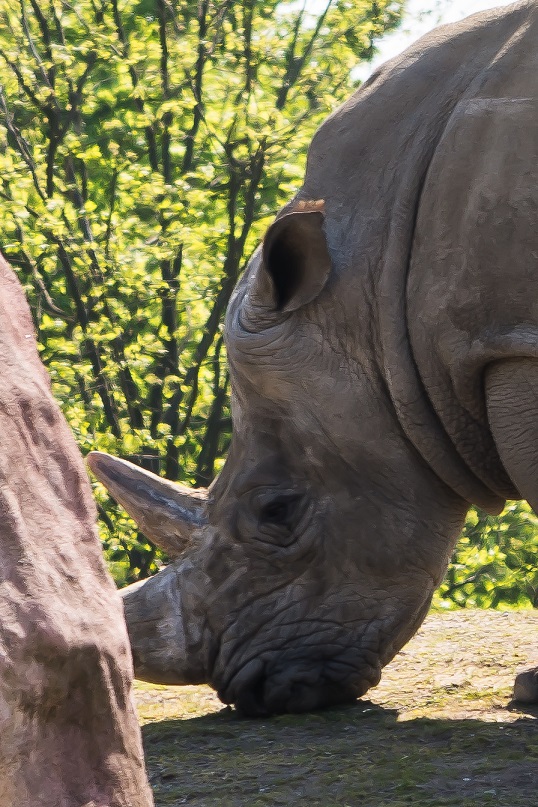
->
[89,0,538,717]
[0,252,153,804]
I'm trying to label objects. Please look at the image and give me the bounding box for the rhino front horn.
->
[87,451,207,557]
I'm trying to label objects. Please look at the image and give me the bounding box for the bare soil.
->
[135,609,538,806]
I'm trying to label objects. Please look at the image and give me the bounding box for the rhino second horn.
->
[87,451,207,558]
[120,564,208,685]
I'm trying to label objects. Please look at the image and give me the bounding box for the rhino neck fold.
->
[379,210,508,513]
[374,87,513,514]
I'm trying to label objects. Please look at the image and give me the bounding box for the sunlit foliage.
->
[0,0,402,582]
[435,502,538,610]
[1,1,536,606]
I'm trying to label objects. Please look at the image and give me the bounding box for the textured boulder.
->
[0,254,153,806]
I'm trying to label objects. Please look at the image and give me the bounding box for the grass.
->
[135,610,538,806]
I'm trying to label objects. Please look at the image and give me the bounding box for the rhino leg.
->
[486,358,538,704]
[486,358,538,512]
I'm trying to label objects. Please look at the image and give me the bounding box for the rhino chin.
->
[218,655,380,718]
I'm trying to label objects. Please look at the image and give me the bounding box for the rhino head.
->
[88,205,469,717]
[88,0,538,713]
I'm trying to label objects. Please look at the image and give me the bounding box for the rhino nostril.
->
[232,666,365,717]
[219,651,377,717]
[233,671,270,718]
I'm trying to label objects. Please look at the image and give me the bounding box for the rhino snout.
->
[217,650,381,717]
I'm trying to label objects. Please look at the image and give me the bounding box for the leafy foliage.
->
[0,0,402,582]
[435,501,538,609]
[0,1,536,606]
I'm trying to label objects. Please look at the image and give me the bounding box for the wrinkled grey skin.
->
[89,1,538,716]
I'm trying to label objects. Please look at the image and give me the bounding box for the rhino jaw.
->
[121,561,209,685]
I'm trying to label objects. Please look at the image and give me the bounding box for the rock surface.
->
[0,255,153,807]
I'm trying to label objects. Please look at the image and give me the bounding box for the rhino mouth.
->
[216,650,381,717]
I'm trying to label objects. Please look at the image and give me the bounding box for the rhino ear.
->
[259,208,331,313]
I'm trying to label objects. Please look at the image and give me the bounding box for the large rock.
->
[0,254,153,806]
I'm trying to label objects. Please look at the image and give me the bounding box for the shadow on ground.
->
[142,701,538,807]
[137,610,538,806]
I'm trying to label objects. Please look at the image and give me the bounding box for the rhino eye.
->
[236,488,307,548]
[259,494,300,527]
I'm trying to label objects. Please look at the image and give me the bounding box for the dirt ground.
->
[135,610,538,807]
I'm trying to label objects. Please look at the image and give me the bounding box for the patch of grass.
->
[135,611,538,806]
[139,705,538,806]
